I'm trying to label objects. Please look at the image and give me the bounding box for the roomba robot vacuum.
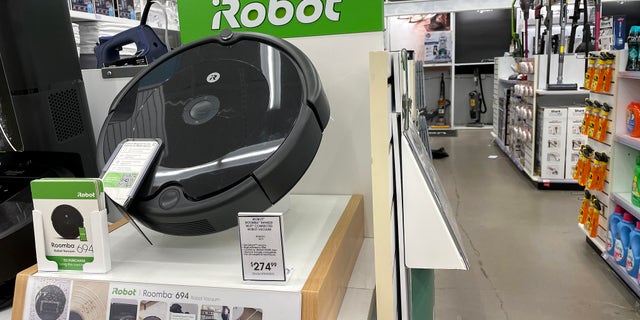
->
[34,285,67,320]
[97,30,330,236]
[51,204,84,239]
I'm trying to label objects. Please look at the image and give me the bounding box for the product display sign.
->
[238,213,287,281]
[31,178,108,271]
[22,276,299,320]
[176,0,384,43]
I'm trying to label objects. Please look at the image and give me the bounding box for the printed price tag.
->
[238,213,287,281]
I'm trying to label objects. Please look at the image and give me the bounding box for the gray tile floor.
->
[431,129,640,320]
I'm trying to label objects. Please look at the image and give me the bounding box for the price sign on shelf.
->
[238,213,287,281]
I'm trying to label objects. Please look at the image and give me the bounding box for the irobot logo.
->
[207,72,221,83]
[212,0,342,29]
[111,287,137,296]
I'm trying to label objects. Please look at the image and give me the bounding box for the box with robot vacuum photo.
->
[31,178,110,273]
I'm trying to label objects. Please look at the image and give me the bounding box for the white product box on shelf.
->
[566,107,587,179]
[538,107,568,179]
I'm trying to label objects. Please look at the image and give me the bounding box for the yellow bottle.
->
[584,53,597,89]
[591,54,606,92]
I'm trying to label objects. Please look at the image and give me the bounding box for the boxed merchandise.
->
[117,0,137,19]
[424,31,452,63]
[537,107,567,179]
[70,0,96,13]
[94,0,116,17]
[566,107,587,179]
[613,15,627,50]
[599,16,614,51]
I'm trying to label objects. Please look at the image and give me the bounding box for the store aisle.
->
[431,130,640,320]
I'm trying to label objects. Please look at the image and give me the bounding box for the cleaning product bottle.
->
[591,54,606,92]
[581,99,593,135]
[627,221,640,278]
[595,103,612,143]
[627,102,640,137]
[627,26,639,71]
[590,200,602,238]
[574,145,587,180]
[596,53,614,93]
[615,213,637,267]
[578,146,595,186]
[588,101,602,139]
[602,53,616,93]
[584,53,598,89]
[632,155,640,206]
[579,190,592,224]
[596,153,610,191]
[607,205,625,255]
[587,153,605,191]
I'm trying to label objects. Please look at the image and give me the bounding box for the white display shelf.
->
[70,10,138,27]
[602,254,640,298]
[618,71,640,80]
[535,89,590,96]
[455,62,493,66]
[69,10,179,31]
[611,192,640,221]
[615,134,640,151]
[579,224,606,252]
[15,195,363,320]
[423,62,452,68]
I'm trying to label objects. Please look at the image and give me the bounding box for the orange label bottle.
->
[581,99,594,135]
[578,147,594,186]
[596,153,610,191]
[588,101,602,139]
[590,200,601,238]
[579,190,592,224]
[602,53,616,93]
[590,55,606,92]
[584,53,597,89]
[586,153,601,189]
[596,103,612,142]
[574,145,586,180]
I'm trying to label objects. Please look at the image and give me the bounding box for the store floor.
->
[430,129,640,320]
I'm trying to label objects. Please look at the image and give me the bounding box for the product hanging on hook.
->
[94,0,169,67]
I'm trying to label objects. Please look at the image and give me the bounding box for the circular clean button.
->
[183,95,220,125]
[159,188,181,210]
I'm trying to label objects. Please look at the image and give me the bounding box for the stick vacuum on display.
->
[547,0,578,90]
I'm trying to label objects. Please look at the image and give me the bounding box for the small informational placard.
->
[31,178,110,272]
[238,213,287,281]
[101,139,162,208]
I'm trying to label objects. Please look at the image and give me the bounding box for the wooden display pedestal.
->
[12,195,364,320]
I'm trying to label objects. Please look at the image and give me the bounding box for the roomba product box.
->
[97,31,330,236]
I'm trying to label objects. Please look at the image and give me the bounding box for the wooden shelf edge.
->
[302,194,365,320]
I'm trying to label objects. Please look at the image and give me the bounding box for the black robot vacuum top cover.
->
[97,31,330,236]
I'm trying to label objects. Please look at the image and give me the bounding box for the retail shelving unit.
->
[580,50,640,298]
[577,51,621,253]
[492,54,588,189]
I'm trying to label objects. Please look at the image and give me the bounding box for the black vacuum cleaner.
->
[467,68,487,127]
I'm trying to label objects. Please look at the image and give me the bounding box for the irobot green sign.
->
[177,0,384,43]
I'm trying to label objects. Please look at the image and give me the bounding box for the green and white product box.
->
[31,178,111,273]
